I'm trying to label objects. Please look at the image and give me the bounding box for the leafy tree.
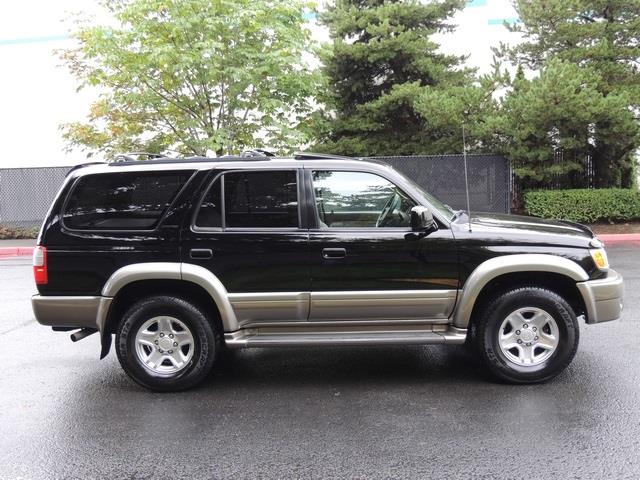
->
[313,0,480,156]
[498,0,640,187]
[61,0,318,158]
[496,59,638,187]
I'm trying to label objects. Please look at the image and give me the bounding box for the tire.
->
[116,295,220,392]
[474,286,579,384]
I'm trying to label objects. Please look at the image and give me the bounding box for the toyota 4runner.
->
[31,153,624,391]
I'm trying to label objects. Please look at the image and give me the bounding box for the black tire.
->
[474,287,579,384]
[116,295,220,392]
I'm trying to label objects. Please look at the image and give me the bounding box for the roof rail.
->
[112,152,168,163]
[66,161,106,176]
[241,149,275,157]
[293,152,354,161]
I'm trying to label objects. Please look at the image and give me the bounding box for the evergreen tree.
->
[500,0,640,187]
[497,59,637,187]
[314,0,474,156]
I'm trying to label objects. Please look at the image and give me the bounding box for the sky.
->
[0,0,520,168]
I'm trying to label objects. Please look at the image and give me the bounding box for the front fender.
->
[452,254,589,328]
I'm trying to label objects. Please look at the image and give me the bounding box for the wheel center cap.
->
[520,329,535,343]
[158,336,174,350]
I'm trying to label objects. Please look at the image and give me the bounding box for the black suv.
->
[32,153,624,391]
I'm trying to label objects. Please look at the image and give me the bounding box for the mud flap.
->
[100,333,112,359]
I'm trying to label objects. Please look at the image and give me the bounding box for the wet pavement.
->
[1,246,639,479]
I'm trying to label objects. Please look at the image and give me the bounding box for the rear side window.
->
[63,171,192,230]
[195,170,299,228]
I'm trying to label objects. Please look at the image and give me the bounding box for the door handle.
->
[322,248,346,259]
[190,248,213,259]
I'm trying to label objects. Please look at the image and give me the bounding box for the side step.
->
[224,326,466,348]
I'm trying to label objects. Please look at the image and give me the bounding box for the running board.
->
[224,326,466,348]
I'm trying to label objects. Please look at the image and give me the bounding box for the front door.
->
[182,168,310,327]
[307,169,458,322]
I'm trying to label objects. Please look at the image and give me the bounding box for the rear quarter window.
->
[62,171,193,230]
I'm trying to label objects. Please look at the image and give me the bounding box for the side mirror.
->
[410,206,437,233]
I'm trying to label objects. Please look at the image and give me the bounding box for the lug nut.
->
[523,324,528,328]
[532,327,537,332]
[159,349,164,353]
[526,342,532,346]
[169,334,174,338]
[159,332,164,337]
[173,342,178,347]
[515,330,521,335]
[517,339,523,344]
[154,340,158,345]
[534,336,539,341]
[168,350,173,354]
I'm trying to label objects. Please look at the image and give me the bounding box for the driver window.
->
[312,170,416,228]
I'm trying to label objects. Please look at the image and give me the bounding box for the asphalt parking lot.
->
[1,246,639,479]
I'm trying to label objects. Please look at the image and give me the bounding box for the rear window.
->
[63,171,192,230]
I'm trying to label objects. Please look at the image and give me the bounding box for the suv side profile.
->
[32,153,624,391]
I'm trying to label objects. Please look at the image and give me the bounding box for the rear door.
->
[181,168,311,327]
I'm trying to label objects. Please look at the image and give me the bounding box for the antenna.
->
[462,122,472,233]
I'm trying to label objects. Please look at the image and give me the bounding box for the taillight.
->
[33,246,48,285]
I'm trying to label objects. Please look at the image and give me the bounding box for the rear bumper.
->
[577,269,624,324]
[32,295,111,330]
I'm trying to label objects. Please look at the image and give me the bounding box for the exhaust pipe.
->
[70,328,98,342]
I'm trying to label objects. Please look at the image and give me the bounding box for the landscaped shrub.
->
[0,225,38,240]
[524,189,640,223]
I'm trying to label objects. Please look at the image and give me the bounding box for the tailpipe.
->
[70,328,98,342]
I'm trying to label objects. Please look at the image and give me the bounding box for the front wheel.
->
[116,295,219,392]
[474,287,579,383]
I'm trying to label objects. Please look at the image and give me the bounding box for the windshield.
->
[400,175,457,221]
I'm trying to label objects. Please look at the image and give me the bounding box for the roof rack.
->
[66,161,107,176]
[293,152,354,161]
[112,152,168,163]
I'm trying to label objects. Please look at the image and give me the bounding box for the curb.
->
[598,233,640,246]
[0,247,34,258]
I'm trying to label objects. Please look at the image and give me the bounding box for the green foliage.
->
[524,189,640,223]
[61,0,319,158]
[313,0,495,156]
[0,225,38,240]
[496,0,640,188]
[496,59,639,185]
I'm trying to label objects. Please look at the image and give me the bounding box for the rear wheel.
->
[474,287,579,383]
[116,295,219,392]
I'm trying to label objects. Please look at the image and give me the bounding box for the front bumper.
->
[32,295,112,330]
[576,269,624,324]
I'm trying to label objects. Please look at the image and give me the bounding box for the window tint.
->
[224,171,298,228]
[63,171,192,230]
[195,176,222,228]
[312,170,416,228]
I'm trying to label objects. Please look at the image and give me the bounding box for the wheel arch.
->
[100,262,238,335]
[453,254,589,329]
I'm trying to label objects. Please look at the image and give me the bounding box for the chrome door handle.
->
[322,248,346,259]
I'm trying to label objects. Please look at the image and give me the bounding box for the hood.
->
[454,212,595,247]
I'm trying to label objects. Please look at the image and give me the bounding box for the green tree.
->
[61,0,318,158]
[313,0,480,156]
[496,59,638,186]
[499,0,640,187]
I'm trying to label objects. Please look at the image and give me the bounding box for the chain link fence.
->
[372,154,510,214]
[0,154,510,228]
[0,167,71,228]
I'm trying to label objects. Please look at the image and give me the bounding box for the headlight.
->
[590,248,609,270]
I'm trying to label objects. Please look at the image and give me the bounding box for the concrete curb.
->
[598,233,640,246]
[0,247,34,258]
